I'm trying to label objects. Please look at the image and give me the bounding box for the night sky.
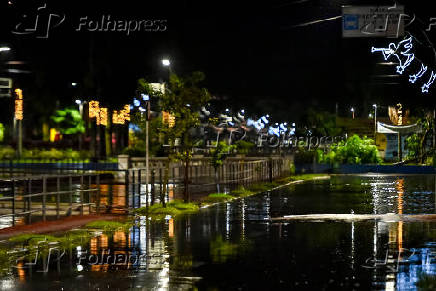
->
[0,0,435,124]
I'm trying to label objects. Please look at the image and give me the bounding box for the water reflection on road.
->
[0,174,435,290]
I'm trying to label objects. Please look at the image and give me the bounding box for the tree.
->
[304,109,343,136]
[138,72,211,202]
[51,108,85,135]
[210,141,236,193]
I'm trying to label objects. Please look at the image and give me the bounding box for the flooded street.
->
[1,175,436,290]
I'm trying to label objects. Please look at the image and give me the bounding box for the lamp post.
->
[76,99,84,150]
[162,59,171,83]
[350,107,355,119]
[373,104,377,146]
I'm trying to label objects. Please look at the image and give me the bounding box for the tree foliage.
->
[304,109,343,136]
[210,141,236,170]
[137,72,211,202]
[317,134,381,164]
[50,108,85,135]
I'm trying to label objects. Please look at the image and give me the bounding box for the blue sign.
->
[343,14,358,30]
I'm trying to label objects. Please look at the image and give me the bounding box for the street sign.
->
[342,5,404,38]
[0,77,12,98]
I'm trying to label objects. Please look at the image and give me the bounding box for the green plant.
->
[0,146,15,159]
[85,220,132,231]
[317,135,381,165]
[235,140,254,154]
[138,72,211,202]
[203,193,235,203]
[51,107,85,135]
[230,186,254,197]
[134,200,199,219]
[405,133,420,160]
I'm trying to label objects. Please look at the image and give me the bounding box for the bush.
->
[405,133,420,160]
[0,146,15,159]
[317,135,381,165]
[235,140,255,154]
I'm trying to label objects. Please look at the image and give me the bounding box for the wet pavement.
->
[1,174,436,290]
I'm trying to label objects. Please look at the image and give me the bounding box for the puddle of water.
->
[0,174,435,290]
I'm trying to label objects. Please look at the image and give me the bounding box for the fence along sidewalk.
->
[0,173,101,227]
[124,157,292,204]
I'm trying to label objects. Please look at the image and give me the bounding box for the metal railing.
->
[0,173,101,226]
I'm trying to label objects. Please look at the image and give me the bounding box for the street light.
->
[162,59,170,66]
[373,104,377,145]
[71,82,78,87]
[0,47,11,53]
[350,107,355,119]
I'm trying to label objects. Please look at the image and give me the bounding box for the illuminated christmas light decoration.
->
[89,100,100,119]
[371,37,414,75]
[141,94,149,101]
[162,111,175,128]
[14,88,23,120]
[121,104,130,121]
[112,110,124,124]
[421,71,436,93]
[279,123,288,134]
[99,107,108,126]
[133,98,140,107]
[371,36,436,93]
[409,64,428,83]
[268,125,280,137]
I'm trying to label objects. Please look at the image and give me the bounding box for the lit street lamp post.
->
[373,104,377,146]
[76,99,84,150]
[351,107,355,119]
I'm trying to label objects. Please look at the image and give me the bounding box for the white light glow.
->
[162,59,170,66]
[409,64,428,84]
[421,71,436,93]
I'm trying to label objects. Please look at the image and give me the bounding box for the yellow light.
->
[15,99,23,120]
[112,105,130,125]
[89,100,100,119]
[121,104,130,121]
[49,128,57,142]
[112,110,125,125]
[162,111,175,128]
[99,107,108,126]
[14,88,23,120]
[15,88,23,99]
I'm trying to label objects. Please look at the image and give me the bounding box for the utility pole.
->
[373,104,377,146]
[433,109,435,151]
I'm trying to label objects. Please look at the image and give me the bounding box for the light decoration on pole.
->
[14,89,23,120]
[112,110,123,124]
[89,100,100,119]
[121,104,130,121]
[371,36,436,93]
[99,107,108,126]
[112,105,131,125]
[162,111,175,128]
